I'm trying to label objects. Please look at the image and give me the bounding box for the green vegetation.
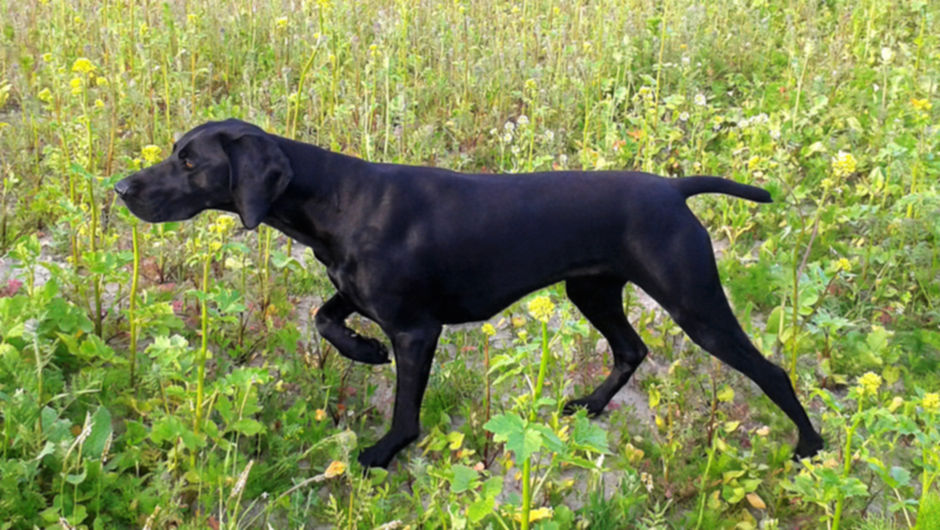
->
[0,0,938,527]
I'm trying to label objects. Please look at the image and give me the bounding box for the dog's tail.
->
[673,176,772,203]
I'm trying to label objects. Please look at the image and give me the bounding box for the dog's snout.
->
[114,179,132,197]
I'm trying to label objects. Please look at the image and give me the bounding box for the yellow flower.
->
[527,295,555,323]
[831,151,857,178]
[96,76,109,87]
[514,507,552,523]
[71,57,95,74]
[481,323,496,336]
[323,460,346,478]
[209,215,237,235]
[94,98,105,108]
[141,144,162,164]
[836,257,852,272]
[38,88,53,103]
[923,393,939,413]
[42,52,53,62]
[857,371,882,397]
[187,13,199,25]
[888,396,904,412]
[624,442,644,464]
[69,77,83,95]
[275,16,288,29]
[911,98,932,111]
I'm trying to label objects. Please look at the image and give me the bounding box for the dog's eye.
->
[183,158,195,170]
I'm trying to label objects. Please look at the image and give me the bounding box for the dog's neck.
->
[262,136,373,267]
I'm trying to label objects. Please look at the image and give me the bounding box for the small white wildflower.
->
[880,47,894,64]
[502,132,512,143]
[694,93,707,106]
[770,129,781,140]
[504,120,515,132]
[489,127,498,136]
[679,111,689,122]
[517,114,529,126]
[681,55,690,66]
[543,129,555,142]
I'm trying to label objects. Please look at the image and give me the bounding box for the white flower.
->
[694,93,707,106]
[517,114,529,126]
[679,111,689,121]
[880,47,894,63]
[504,120,515,131]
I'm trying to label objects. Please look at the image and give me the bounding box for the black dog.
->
[115,119,823,468]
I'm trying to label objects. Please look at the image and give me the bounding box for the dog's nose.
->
[114,179,131,197]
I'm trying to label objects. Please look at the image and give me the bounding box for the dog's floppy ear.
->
[223,133,294,229]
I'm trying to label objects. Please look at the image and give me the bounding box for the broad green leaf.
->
[889,466,911,487]
[151,415,183,445]
[82,406,113,460]
[450,464,478,493]
[467,497,494,523]
[232,418,264,436]
[484,413,524,439]
[571,415,609,454]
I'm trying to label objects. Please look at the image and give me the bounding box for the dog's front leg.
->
[314,294,390,364]
[358,322,442,468]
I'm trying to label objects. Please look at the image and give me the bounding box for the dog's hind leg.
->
[642,258,824,458]
[563,276,649,416]
[315,294,390,364]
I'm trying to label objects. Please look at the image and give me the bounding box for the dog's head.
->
[114,119,294,229]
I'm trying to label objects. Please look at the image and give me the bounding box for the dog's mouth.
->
[117,195,165,223]
[117,193,203,224]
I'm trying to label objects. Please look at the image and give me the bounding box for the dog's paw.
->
[563,398,605,417]
[357,431,417,469]
[794,433,825,460]
[357,444,393,469]
[338,336,391,365]
[357,337,391,365]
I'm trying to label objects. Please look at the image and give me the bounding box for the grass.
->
[0,0,938,528]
